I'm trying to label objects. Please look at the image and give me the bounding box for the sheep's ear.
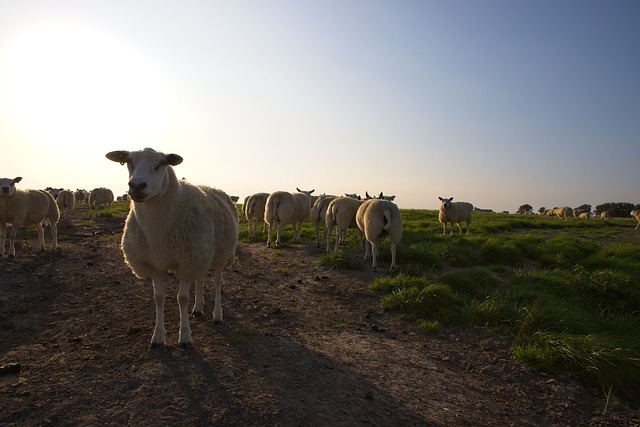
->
[310,189,315,194]
[13,177,22,183]
[106,151,129,164]
[166,154,183,166]
[438,197,443,201]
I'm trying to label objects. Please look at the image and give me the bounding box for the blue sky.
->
[0,1,638,212]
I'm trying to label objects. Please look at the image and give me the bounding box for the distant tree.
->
[574,204,592,217]
[594,202,637,218]
[538,207,547,215]
[516,204,533,215]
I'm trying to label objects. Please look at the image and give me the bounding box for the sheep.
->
[630,210,640,230]
[89,187,114,218]
[74,189,87,206]
[325,196,364,251]
[355,199,403,271]
[55,189,75,220]
[578,212,590,219]
[554,206,573,221]
[264,188,314,247]
[229,195,240,203]
[344,193,362,200]
[309,194,337,248]
[365,191,396,201]
[106,148,238,348]
[0,177,59,257]
[601,211,610,219]
[244,192,269,238]
[438,197,473,235]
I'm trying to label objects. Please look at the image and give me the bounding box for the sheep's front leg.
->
[35,222,46,250]
[212,269,224,324]
[192,276,205,316]
[150,273,166,348]
[50,222,58,250]
[8,225,19,257]
[177,279,193,348]
[0,223,6,257]
[267,222,273,247]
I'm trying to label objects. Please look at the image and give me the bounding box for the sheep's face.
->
[439,197,454,210]
[106,148,183,203]
[0,177,21,197]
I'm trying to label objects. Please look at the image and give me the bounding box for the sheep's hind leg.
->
[177,279,193,348]
[212,269,224,324]
[192,276,205,316]
[150,273,167,348]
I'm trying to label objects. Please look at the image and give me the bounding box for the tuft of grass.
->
[224,328,254,344]
[318,250,363,270]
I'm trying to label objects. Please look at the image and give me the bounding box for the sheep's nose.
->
[128,180,148,193]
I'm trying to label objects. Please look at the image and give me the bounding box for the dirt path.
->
[1,212,638,426]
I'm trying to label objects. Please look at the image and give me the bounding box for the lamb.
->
[106,148,238,348]
[355,199,403,271]
[630,210,640,230]
[325,196,364,251]
[310,194,337,247]
[264,188,314,247]
[0,177,59,257]
[555,206,573,221]
[89,187,114,218]
[438,197,474,235]
[244,192,269,238]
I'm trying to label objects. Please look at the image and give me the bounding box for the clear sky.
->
[0,1,638,212]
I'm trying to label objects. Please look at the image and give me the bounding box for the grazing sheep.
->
[264,188,314,247]
[310,194,337,248]
[89,187,114,218]
[355,199,403,271]
[630,210,640,230]
[601,211,610,219]
[106,148,238,348]
[244,192,269,238]
[325,196,364,251]
[438,197,473,235]
[0,177,59,257]
[555,206,573,221]
[578,212,590,219]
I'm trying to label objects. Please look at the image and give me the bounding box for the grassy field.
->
[240,208,640,411]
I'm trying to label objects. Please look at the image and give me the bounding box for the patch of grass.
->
[223,328,254,344]
[318,250,363,270]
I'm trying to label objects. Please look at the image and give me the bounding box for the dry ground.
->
[1,209,639,426]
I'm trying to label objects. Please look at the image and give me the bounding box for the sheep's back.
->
[440,202,473,223]
[265,191,296,224]
[2,190,58,226]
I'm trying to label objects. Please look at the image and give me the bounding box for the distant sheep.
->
[264,188,314,247]
[244,192,269,238]
[0,177,59,257]
[578,212,590,219]
[555,206,573,221]
[229,195,240,203]
[631,210,640,230]
[106,148,238,348]
[356,199,403,271]
[56,190,75,220]
[365,191,396,201]
[310,194,337,248]
[74,189,87,206]
[89,187,114,218]
[601,211,610,219]
[438,197,473,235]
[325,196,364,251]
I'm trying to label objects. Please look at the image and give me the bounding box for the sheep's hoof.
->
[213,319,222,325]
[179,342,192,349]
[149,342,164,349]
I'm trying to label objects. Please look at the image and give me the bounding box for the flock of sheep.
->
[3,147,639,348]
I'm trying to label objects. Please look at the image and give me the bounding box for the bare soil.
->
[1,209,639,426]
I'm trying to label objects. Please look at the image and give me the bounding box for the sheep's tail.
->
[383,209,392,231]
[267,197,280,222]
[247,198,257,216]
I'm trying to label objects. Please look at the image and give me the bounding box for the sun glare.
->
[1,22,171,149]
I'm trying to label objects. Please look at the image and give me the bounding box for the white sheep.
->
[56,189,76,220]
[310,194,337,248]
[244,192,269,238]
[438,197,473,235]
[355,199,403,271]
[74,189,87,206]
[264,188,314,247]
[555,206,573,221]
[106,148,238,348]
[89,187,114,219]
[365,191,396,201]
[325,196,364,251]
[0,177,59,257]
[630,210,640,230]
